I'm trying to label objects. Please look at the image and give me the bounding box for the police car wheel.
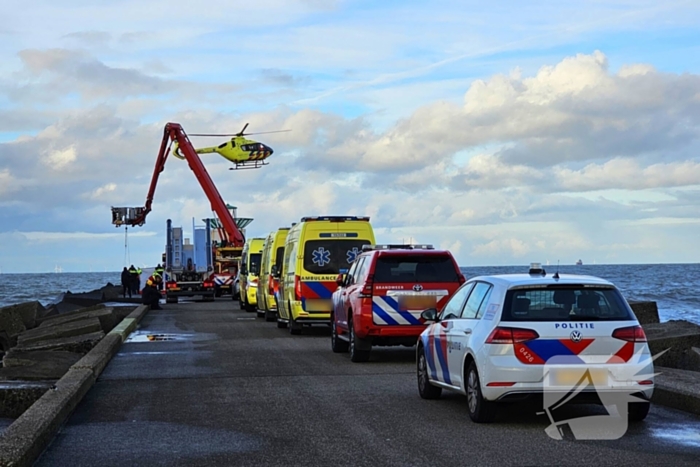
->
[466,361,497,423]
[417,347,442,399]
[627,401,651,422]
[331,315,349,353]
[349,319,370,362]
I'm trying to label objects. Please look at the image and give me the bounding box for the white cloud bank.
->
[1,49,700,270]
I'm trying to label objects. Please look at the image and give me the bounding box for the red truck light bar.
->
[361,244,434,251]
[300,216,370,222]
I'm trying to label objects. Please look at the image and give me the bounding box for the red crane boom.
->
[111,122,245,247]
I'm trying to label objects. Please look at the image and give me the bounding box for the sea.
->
[0,264,698,324]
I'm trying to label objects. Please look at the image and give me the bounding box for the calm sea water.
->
[0,264,698,324]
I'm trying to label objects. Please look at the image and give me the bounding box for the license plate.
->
[398,295,437,310]
[550,368,608,387]
[304,299,332,312]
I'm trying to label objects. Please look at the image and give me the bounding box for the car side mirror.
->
[336,274,345,286]
[250,265,259,276]
[421,308,438,322]
[271,265,280,278]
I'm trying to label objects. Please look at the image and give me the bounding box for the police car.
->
[416,264,654,423]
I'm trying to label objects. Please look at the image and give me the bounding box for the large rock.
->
[16,318,102,347]
[643,320,700,369]
[0,361,74,381]
[61,290,103,308]
[2,350,83,368]
[629,301,660,325]
[0,302,45,330]
[0,381,54,418]
[38,305,117,333]
[37,304,105,325]
[14,331,105,353]
[652,366,700,416]
[0,305,27,342]
[38,303,58,320]
[100,285,122,301]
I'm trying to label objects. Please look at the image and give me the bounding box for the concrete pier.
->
[24,299,700,466]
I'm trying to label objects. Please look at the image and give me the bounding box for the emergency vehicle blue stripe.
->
[304,281,333,298]
[395,310,422,325]
[382,295,400,310]
[373,296,422,325]
[372,303,400,325]
[527,339,583,364]
[434,336,452,385]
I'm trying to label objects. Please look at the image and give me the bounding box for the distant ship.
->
[576,259,583,266]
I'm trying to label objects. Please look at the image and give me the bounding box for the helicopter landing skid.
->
[229,160,269,170]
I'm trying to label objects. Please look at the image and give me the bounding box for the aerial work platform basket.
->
[111,207,146,227]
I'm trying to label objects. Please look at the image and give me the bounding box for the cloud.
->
[2,47,700,270]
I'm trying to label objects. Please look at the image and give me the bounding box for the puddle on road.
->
[124,329,218,344]
[650,423,700,448]
[125,331,194,343]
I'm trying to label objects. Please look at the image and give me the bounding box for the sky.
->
[1,0,700,273]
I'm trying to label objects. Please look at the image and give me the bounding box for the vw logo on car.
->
[570,330,582,342]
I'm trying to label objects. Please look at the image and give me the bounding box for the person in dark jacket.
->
[129,265,141,294]
[121,267,132,298]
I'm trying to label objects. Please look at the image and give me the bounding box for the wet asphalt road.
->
[37,299,700,466]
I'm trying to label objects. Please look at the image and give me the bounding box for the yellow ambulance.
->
[239,237,265,312]
[278,216,375,334]
[256,227,290,321]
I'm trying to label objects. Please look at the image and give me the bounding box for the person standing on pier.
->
[129,265,140,294]
[121,267,132,298]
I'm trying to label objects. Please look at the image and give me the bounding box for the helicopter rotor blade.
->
[189,133,238,137]
[242,129,292,136]
[188,129,292,137]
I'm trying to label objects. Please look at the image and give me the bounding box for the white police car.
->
[416,264,654,424]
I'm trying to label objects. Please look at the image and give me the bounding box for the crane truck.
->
[111,123,249,303]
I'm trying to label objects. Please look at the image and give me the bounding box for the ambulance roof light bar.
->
[300,216,371,222]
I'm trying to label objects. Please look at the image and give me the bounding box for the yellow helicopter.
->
[172,123,289,170]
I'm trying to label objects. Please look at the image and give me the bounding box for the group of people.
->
[120,264,166,310]
[120,265,143,298]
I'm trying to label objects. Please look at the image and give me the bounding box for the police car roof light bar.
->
[528,262,546,276]
[300,216,371,222]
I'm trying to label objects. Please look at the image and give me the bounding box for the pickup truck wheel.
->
[466,361,497,423]
[417,346,442,399]
[331,314,349,353]
[349,319,370,362]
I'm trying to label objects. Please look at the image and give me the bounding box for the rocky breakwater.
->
[629,301,700,415]
[0,292,137,419]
